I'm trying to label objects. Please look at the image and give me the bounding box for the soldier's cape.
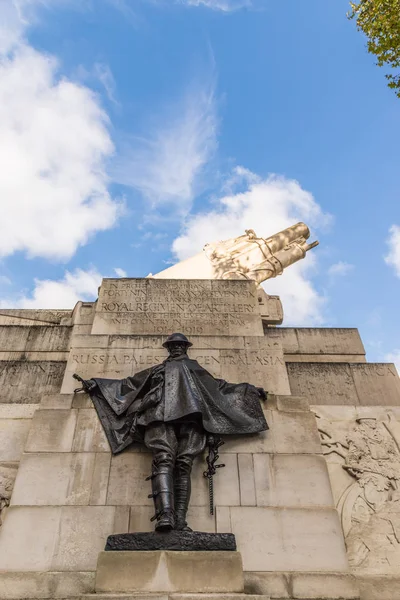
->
[82,355,268,454]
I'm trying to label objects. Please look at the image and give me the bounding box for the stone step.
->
[95,551,245,594]
[83,595,271,600]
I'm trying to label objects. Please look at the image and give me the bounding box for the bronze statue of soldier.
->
[74,333,268,533]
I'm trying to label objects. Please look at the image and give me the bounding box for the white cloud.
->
[385,225,400,278]
[0,267,103,309]
[112,79,218,212]
[94,62,119,105]
[328,261,354,278]
[114,267,127,277]
[384,350,400,375]
[178,0,251,10]
[0,46,121,260]
[0,2,122,262]
[172,168,329,325]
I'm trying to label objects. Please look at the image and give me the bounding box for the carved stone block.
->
[91,279,264,337]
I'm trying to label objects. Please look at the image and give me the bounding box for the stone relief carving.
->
[316,412,400,574]
[0,464,18,526]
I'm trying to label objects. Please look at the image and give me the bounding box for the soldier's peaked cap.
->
[162,333,193,348]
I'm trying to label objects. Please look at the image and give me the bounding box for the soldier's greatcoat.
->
[86,354,268,454]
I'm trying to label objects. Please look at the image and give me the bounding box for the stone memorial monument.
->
[0,223,399,600]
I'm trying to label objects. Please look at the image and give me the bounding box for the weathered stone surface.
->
[89,453,111,505]
[170,595,270,600]
[105,531,236,552]
[244,572,291,598]
[215,507,232,533]
[275,395,310,412]
[72,408,109,452]
[106,453,153,506]
[0,361,67,404]
[85,594,168,600]
[253,454,334,508]
[128,505,153,532]
[92,279,264,337]
[287,363,360,406]
[10,453,109,506]
[72,392,93,409]
[288,362,400,406]
[238,454,256,506]
[0,404,37,418]
[0,350,69,362]
[270,409,322,454]
[228,506,349,572]
[0,309,71,326]
[95,550,244,593]
[244,571,359,599]
[40,393,73,409]
[221,408,321,455]
[0,325,72,352]
[51,506,116,571]
[0,505,114,573]
[61,335,290,395]
[0,571,94,599]
[356,575,400,600]
[25,409,77,452]
[0,419,31,460]
[71,302,97,326]
[265,327,365,357]
[0,506,62,570]
[185,506,216,534]
[292,572,360,599]
[113,505,130,534]
[351,363,400,405]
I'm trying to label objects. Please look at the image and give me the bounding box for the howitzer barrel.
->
[263,222,310,255]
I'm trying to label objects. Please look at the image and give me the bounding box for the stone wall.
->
[0,393,354,599]
[288,363,400,406]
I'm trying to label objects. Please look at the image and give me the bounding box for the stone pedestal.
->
[95,551,244,593]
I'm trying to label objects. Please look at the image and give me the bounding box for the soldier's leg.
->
[174,423,206,531]
[144,422,178,532]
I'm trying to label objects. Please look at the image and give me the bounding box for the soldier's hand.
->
[73,374,97,394]
[257,387,267,401]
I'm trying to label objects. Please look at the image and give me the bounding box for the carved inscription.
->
[62,343,288,394]
[0,361,66,403]
[70,351,284,368]
[92,279,264,336]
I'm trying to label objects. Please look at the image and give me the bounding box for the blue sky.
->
[0,0,399,369]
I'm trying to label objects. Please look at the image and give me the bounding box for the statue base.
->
[105,531,236,552]
[95,550,244,593]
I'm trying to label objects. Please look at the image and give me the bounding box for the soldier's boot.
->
[174,474,192,531]
[148,453,175,532]
[174,457,194,531]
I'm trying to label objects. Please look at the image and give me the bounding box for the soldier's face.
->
[168,342,188,358]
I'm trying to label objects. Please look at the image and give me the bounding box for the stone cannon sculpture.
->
[152,222,319,285]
